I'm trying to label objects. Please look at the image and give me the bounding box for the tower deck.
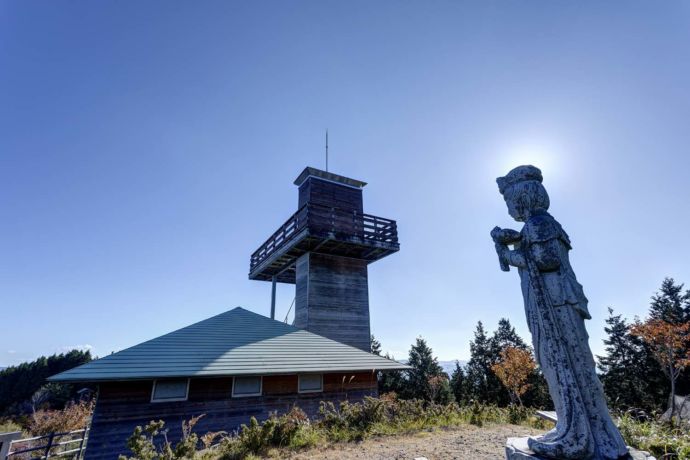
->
[249,202,399,283]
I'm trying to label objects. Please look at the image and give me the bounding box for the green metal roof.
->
[49,307,409,382]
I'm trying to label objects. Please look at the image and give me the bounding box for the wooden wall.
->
[84,372,377,460]
[298,177,363,213]
[294,252,371,351]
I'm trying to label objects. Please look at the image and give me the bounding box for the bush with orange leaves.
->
[491,347,536,406]
[29,399,93,436]
[630,319,690,422]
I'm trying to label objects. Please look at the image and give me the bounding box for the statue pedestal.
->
[505,437,548,460]
[505,437,656,460]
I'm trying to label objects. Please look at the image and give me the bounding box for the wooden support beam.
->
[270,276,277,320]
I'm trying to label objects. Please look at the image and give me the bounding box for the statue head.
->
[497,165,550,222]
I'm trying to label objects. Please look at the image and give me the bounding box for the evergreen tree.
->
[465,321,492,402]
[0,350,92,415]
[648,278,690,397]
[597,307,667,412]
[378,353,408,395]
[486,319,529,405]
[370,335,382,355]
[649,277,690,324]
[407,337,444,401]
[449,361,466,404]
[523,369,552,409]
[489,318,528,354]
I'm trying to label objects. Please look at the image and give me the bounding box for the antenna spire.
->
[325,129,329,172]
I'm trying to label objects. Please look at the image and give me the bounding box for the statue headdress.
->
[496,165,543,195]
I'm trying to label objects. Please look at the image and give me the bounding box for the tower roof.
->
[294,167,367,188]
[49,307,408,382]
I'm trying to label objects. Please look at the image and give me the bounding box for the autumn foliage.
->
[630,319,690,421]
[29,400,93,436]
[491,347,536,406]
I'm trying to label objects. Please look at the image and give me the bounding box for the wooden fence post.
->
[0,431,22,459]
[44,432,55,458]
[77,429,88,459]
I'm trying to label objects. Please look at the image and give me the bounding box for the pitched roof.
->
[49,307,409,382]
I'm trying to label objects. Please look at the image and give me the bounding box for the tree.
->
[487,318,530,404]
[489,318,528,354]
[428,374,454,404]
[407,337,445,401]
[597,308,666,411]
[378,353,408,395]
[649,278,690,398]
[465,322,492,403]
[649,278,690,325]
[0,350,93,415]
[631,319,690,421]
[491,347,536,406]
[449,361,466,404]
[370,337,408,395]
[370,335,382,355]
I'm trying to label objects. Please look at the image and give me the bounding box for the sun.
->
[494,141,566,180]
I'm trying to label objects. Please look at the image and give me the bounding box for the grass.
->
[212,396,549,459]
[120,396,689,460]
[618,413,690,460]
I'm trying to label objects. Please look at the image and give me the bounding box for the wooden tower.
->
[249,167,399,351]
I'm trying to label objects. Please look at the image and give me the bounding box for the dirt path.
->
[284,424,540,460]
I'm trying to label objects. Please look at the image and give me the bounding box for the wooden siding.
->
[294,252,371,351]
[298,177,363,214]
[84,372,377,460]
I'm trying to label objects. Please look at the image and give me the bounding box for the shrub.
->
[119,415,205,460]
[130,397,553,459]
[0,419,24,435]
[29,400,93,436]
[218,407,317,458]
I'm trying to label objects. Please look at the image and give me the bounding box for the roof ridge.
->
[49,306,410,382]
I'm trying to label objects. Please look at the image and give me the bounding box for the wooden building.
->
[250,167,399,351]
[50,167,405,459]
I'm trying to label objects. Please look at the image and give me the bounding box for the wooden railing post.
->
[44,432,55,458]
[0,431,22,459]
[77,429,88,459]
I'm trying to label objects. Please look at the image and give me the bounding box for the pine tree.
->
[0,350,93,415]
[378,353,408,395]
[489,318,528,353]
[597,307,667,412]
[407,337,444,401]
[465,321,492,403]
[649,277,690,324]
[449,361,466,404]
[370,335,382,355]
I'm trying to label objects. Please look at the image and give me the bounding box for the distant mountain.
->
[396,359,466,377]
[439,360,466,377]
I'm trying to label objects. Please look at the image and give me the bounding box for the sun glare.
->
[493,141,567,180]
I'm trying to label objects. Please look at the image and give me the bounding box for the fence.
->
[250,203,399,272]
[0,428,88,459]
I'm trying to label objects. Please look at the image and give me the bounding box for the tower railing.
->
[250,203,398,272]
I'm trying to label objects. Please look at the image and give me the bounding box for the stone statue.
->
[492,165,631,460]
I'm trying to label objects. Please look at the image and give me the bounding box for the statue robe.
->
[515,211,629,460]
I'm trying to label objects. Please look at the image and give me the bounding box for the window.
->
[298,374,323,393]
[151,379,189,402]
[232,376,262,397]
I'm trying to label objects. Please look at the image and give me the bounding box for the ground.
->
[282,424,541,460]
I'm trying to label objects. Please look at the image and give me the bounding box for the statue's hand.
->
[492,227,521,244]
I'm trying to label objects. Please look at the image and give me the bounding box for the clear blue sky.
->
[2,1,689,367]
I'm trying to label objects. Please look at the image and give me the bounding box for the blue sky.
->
[2,1,689,367]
